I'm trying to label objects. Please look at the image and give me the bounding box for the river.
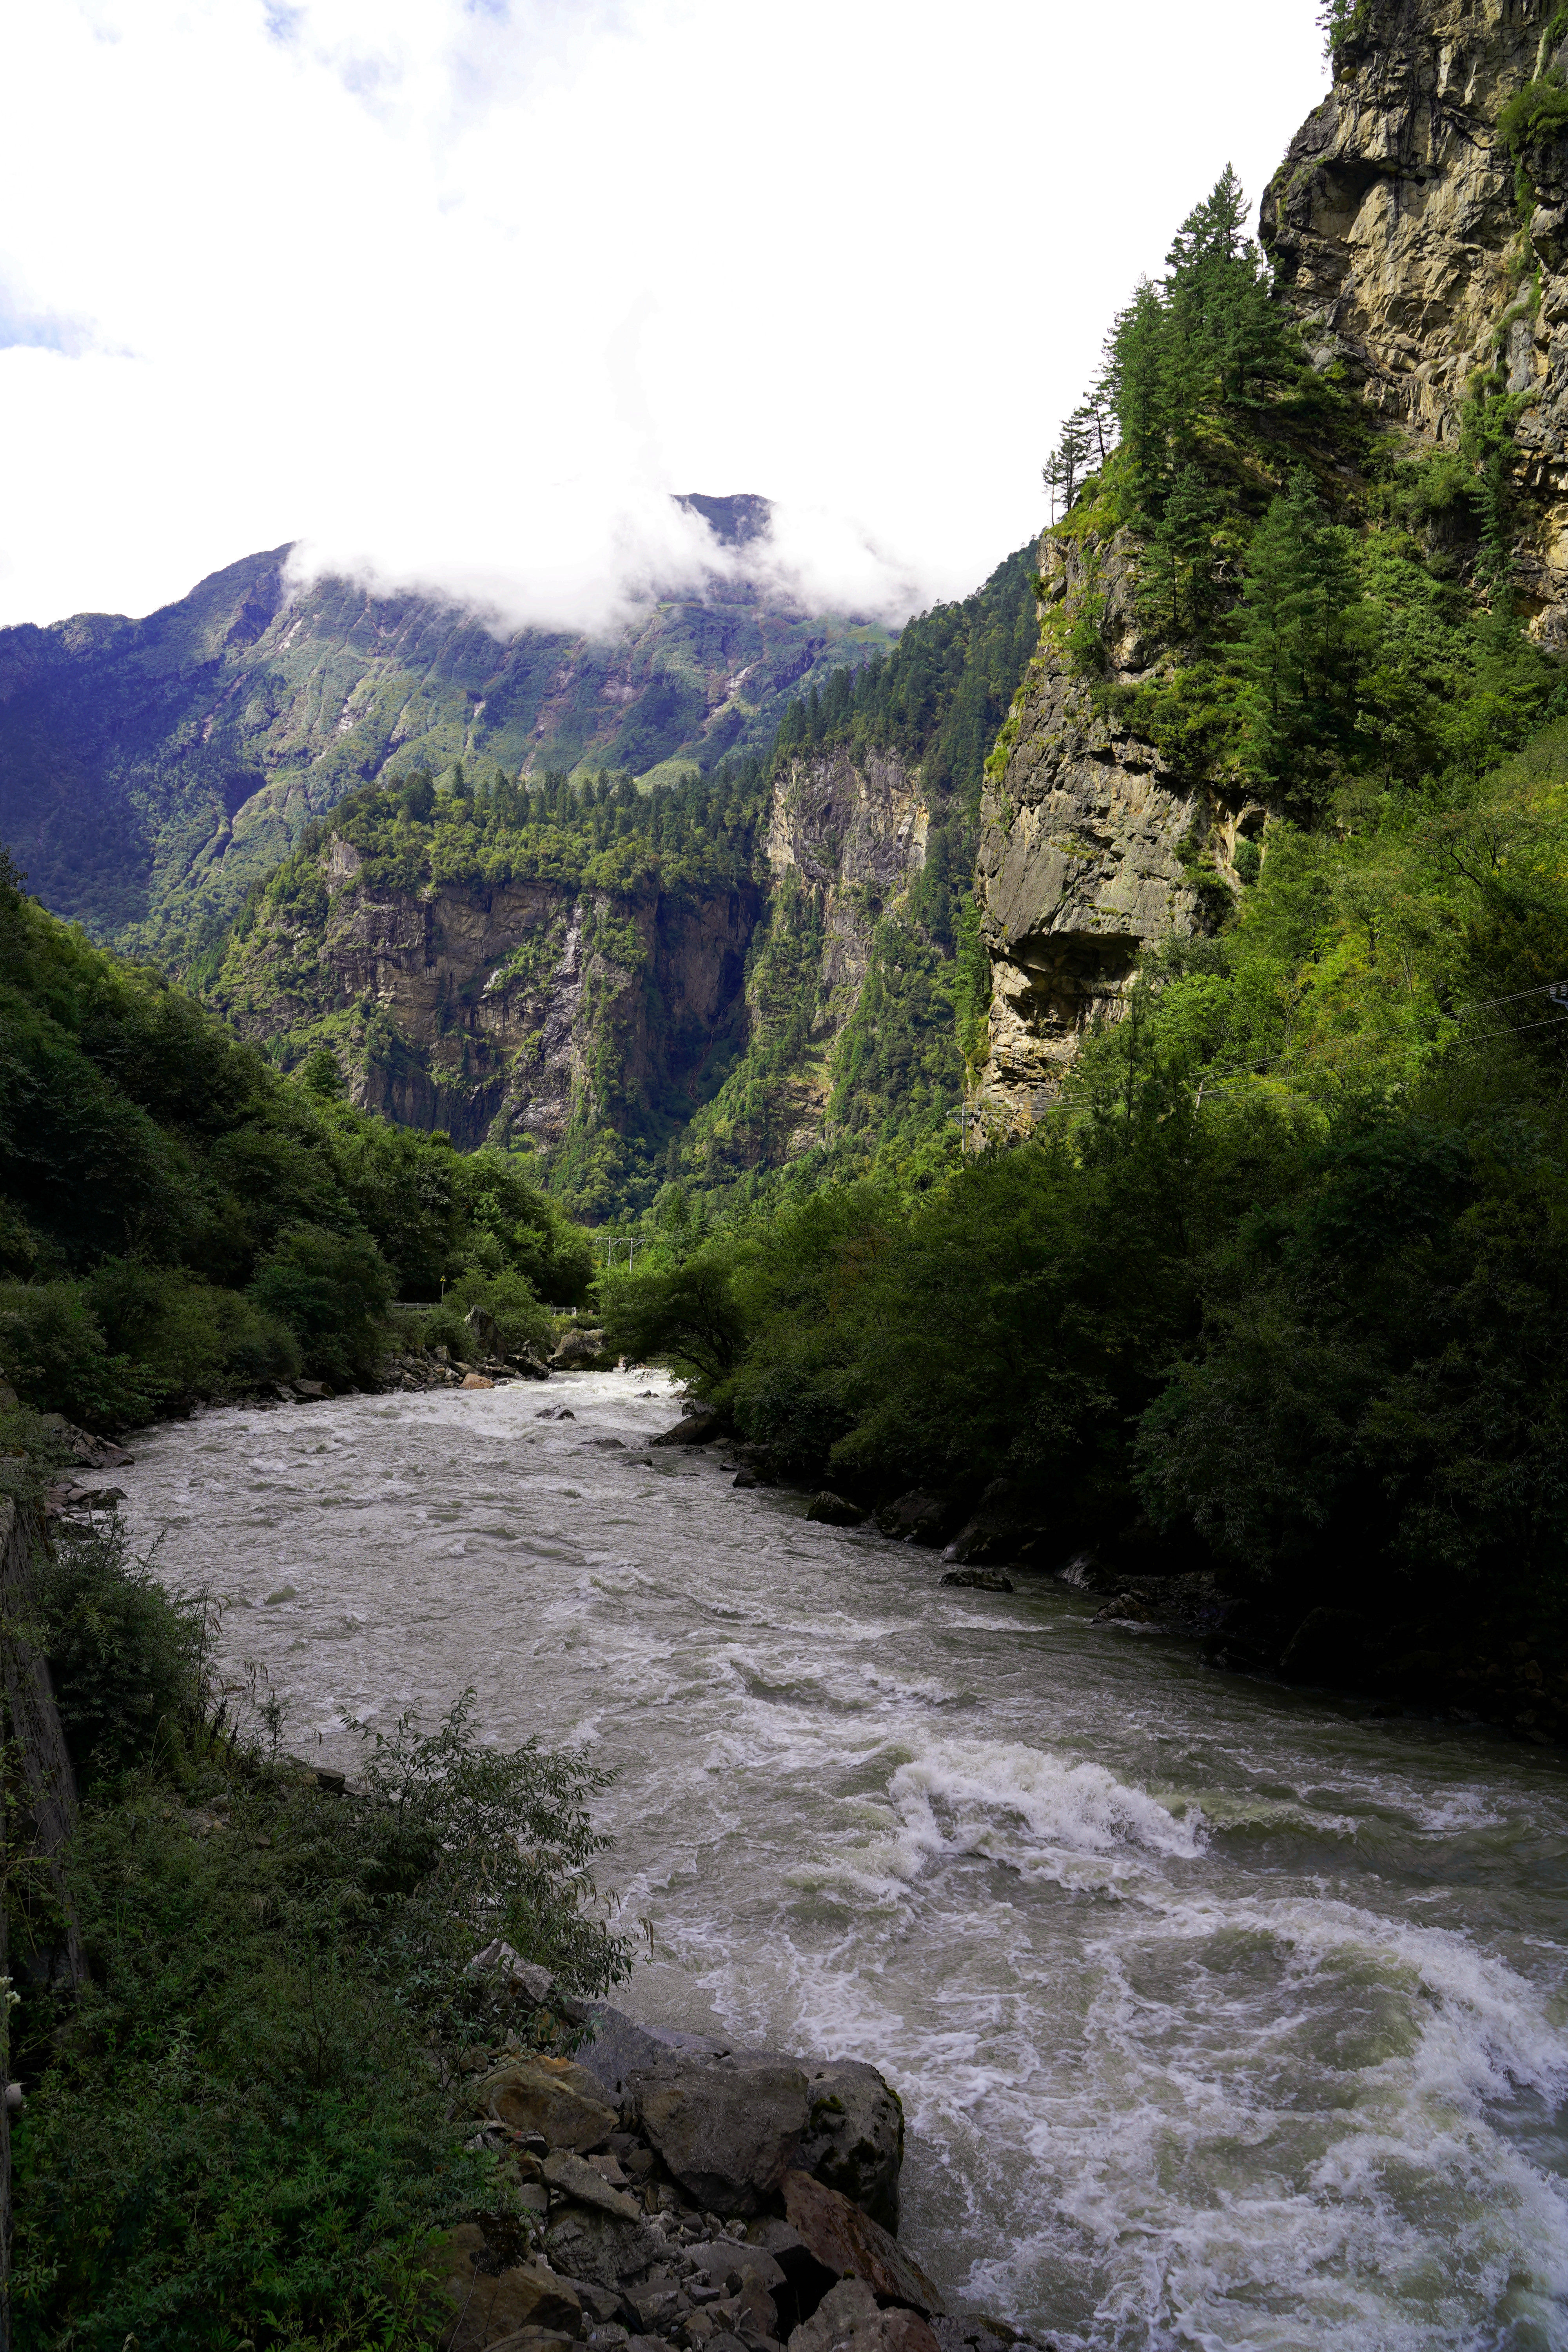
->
[113,1370,1568,2352]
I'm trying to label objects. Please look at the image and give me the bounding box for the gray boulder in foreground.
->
[651,1408,724,1446]
[790,2278,941,2352]
[633,2050,809,2216]
[575,2006,906,2231]
[800,2058,905,2233]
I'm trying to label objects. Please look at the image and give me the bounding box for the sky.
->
[0,0,1329,636]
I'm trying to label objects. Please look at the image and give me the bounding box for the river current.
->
[114,1370,1568,2351]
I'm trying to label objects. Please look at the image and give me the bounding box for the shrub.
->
[31,1520,207,1788]
[444,1263,554,1357]
[83,1259,301,1405]
[10,1530,630,2352]
[247,1226,397,1383]
[0,1282,153,1429]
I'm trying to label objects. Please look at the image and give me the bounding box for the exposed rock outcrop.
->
[436,1992,1057,2352]
[975,533,1213,1118]
[976,0,1568,1118]
[1262,0,1568,645]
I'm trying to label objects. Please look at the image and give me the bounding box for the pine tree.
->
[1237,470,1376,791]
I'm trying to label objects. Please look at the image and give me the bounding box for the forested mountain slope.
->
[978,0,1568,1120]
[0,844,591,1427]
[205,550,1038,1220]
[596,0,1568,1739]
[0,514,890,963]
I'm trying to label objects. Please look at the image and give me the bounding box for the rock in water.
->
[805,1492,864,1527]
[875,1491,961,1546]
[470,2052,619,2151]
[631,2050,809,2214]
[940,1569,1015,1594]
[780,2172,944,2317]
[799,2060,905,2234]
[551,1327,609,1370]
[946,1478,1045,1568]
[651,1409,724,1446]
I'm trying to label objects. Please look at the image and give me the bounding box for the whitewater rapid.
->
[115,1370,1568,2351]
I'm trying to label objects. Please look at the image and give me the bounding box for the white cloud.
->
[0,0,1328,631]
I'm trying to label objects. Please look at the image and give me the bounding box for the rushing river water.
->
[112,1370,1568,2351]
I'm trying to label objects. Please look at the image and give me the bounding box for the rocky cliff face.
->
[216,844,758,1158]
[976,539,1228,1114]
[212,749,946,1209]
[974,0,1568,1119]
[0,534,890,962]
[755,748,933,1148]
[1263,0,1568,644]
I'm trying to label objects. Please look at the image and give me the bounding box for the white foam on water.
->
[881,1734,1208,1891]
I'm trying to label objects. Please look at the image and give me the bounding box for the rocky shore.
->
[653,1412,1568,1750]
[438,1940,1054,2352]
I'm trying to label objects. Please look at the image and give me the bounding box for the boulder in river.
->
[781,2172,944,2317]
[651,1409,724,1447]
[806,1493,865,1527]
[940,1569,1015,1594]
[800,2059,905,2233]
[946,1479,1047,1568]
[552,1327,612,1370]
[631,2049,809,2214]
[876,1492,962,1547]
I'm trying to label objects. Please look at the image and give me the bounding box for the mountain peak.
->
[674,492,773,549]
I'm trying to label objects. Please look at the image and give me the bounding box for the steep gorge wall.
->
[214,844,758,1158]
[1263,0,1568,639]
[975,0,1568,1120]
[212,750,945,1209]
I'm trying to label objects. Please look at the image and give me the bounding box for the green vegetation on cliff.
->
[199,554,1040,1229]
[1042,167,1565,824]
[606,717,1568,1715]
[605,161,1568,1729]
[0,850,588,1426]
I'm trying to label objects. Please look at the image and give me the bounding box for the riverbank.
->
[7,1423,1058,2352]
[37,1335,1568,1756]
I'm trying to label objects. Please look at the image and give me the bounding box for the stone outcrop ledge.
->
[439,1944,1060,2352]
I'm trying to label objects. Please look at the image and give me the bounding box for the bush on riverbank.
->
[0,853,593,1426]
[601,728,1568,1711]
[8,1522,629,2351]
